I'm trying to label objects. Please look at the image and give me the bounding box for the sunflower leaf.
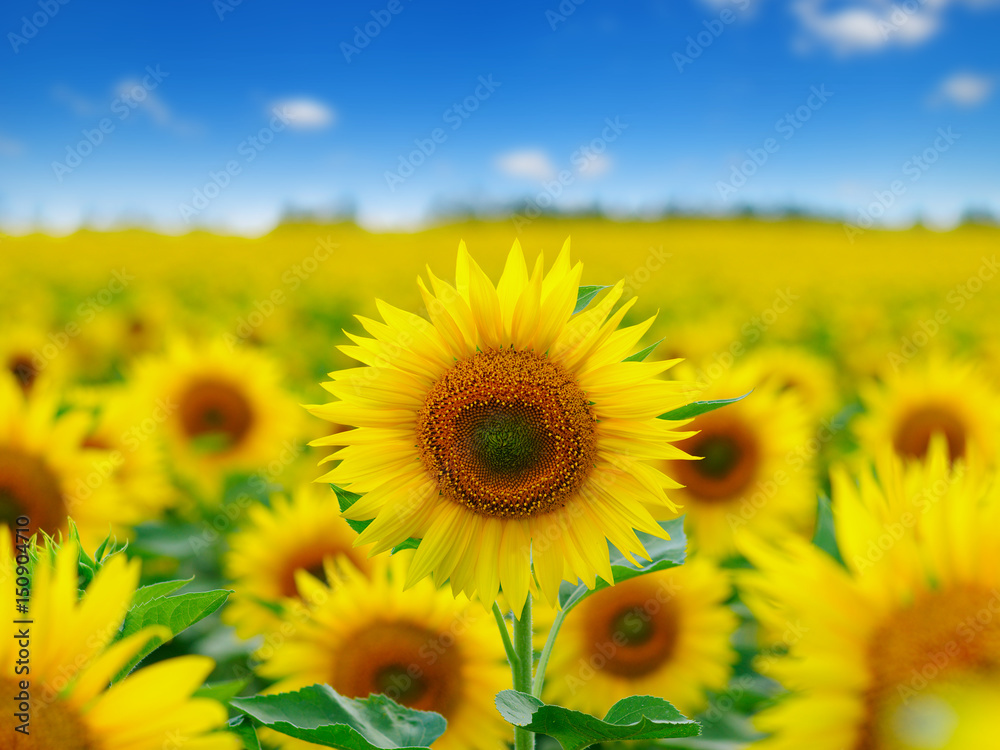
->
[112,589,231,682]
[228,715,262,750]
[623,338,663,362]
[231,685,447,750]
[332,485,422,553]
[495,691,699,749]
[574,285,611,314]
[812,493,845,566]
[658,392,752,421]
[558,518,686,611]
[196,678,250,703]
[129,577,194,608]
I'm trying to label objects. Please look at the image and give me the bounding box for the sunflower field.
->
[3,216,1000,750]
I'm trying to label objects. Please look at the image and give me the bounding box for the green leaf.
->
[195,678,250,703]
[231,685,447,749]
[558,518,686,611]
[130,578,194,609]
[623,338,663,362]
[573,285,610,314]
[228,716,262,750]
[811,494,844,565]
[495,691,699,750]
[658,392,752,421]
[112,589,231,682]
[333,485,421,553]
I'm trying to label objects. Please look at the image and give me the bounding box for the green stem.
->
[491,602,519,670]
[531,605,568,698]
[512,594,535,750]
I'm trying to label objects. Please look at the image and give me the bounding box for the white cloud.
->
[272,98,336,129]
[793,0,999,55]
[0,134,23,157]
[931,72,995,107]
[495,149,556,181]
[114,78,199,135]
[576,152,613,179]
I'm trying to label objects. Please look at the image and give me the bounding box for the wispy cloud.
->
[495,149,556,181]
[114,77,199,135]
[929,72,995,107]
[792,0,1000,55]
[271,98,337,129]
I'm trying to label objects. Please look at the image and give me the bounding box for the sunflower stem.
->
[492,601,519,669]
[531,605,567,699]
[512,594,535,750]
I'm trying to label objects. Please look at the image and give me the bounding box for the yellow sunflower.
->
[741,439,1000,750]
[0,374,122,548]
[659,365,814,559]
[74,385,178,527]
[308,239,695,612]
[741,345,840,421]
[0,527,238,750]
[0,320,74,397]
[854,353,1000,465]
[256,551,511,750]
[542,558,737,718]
[132,338,305,501]
[223,482,375,639]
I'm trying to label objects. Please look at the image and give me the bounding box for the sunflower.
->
[256,551,511,750]
[0,320,73,396]
[741,346,840,421]
[741,439,1000,750]
[0,374,123,547]
[658,365,814,559]
[307,240,695,612]
[542,558,737,717]
[0,526,238,750]
[223,482,375,639]
[74,385,178,527]
[132,338,305,501]
[854,353,1000,465]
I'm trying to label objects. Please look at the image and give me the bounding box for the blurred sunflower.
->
[742,346,840,420]
[308,240,695,612]
[855,354,1000,464]
[542,559,737,717]
[0,374,122,546]
[0,320,73,396]
[75,385,178,527]
[742,439,1000,750]
[223,482,375,639]
[132,338,304,501]
[659,366,814,559]
[0,527,238,750]
[257,551,510,750]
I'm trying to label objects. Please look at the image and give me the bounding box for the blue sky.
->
[1,0,998,234]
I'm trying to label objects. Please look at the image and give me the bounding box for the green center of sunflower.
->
[893,405,967,462]
[468,407,544,475]
[417,348,597,519]
[0,447,66,537]
[671,414,760,502]
[331,622,463,716]
[582,577,681,678]
[178,378,254,452]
